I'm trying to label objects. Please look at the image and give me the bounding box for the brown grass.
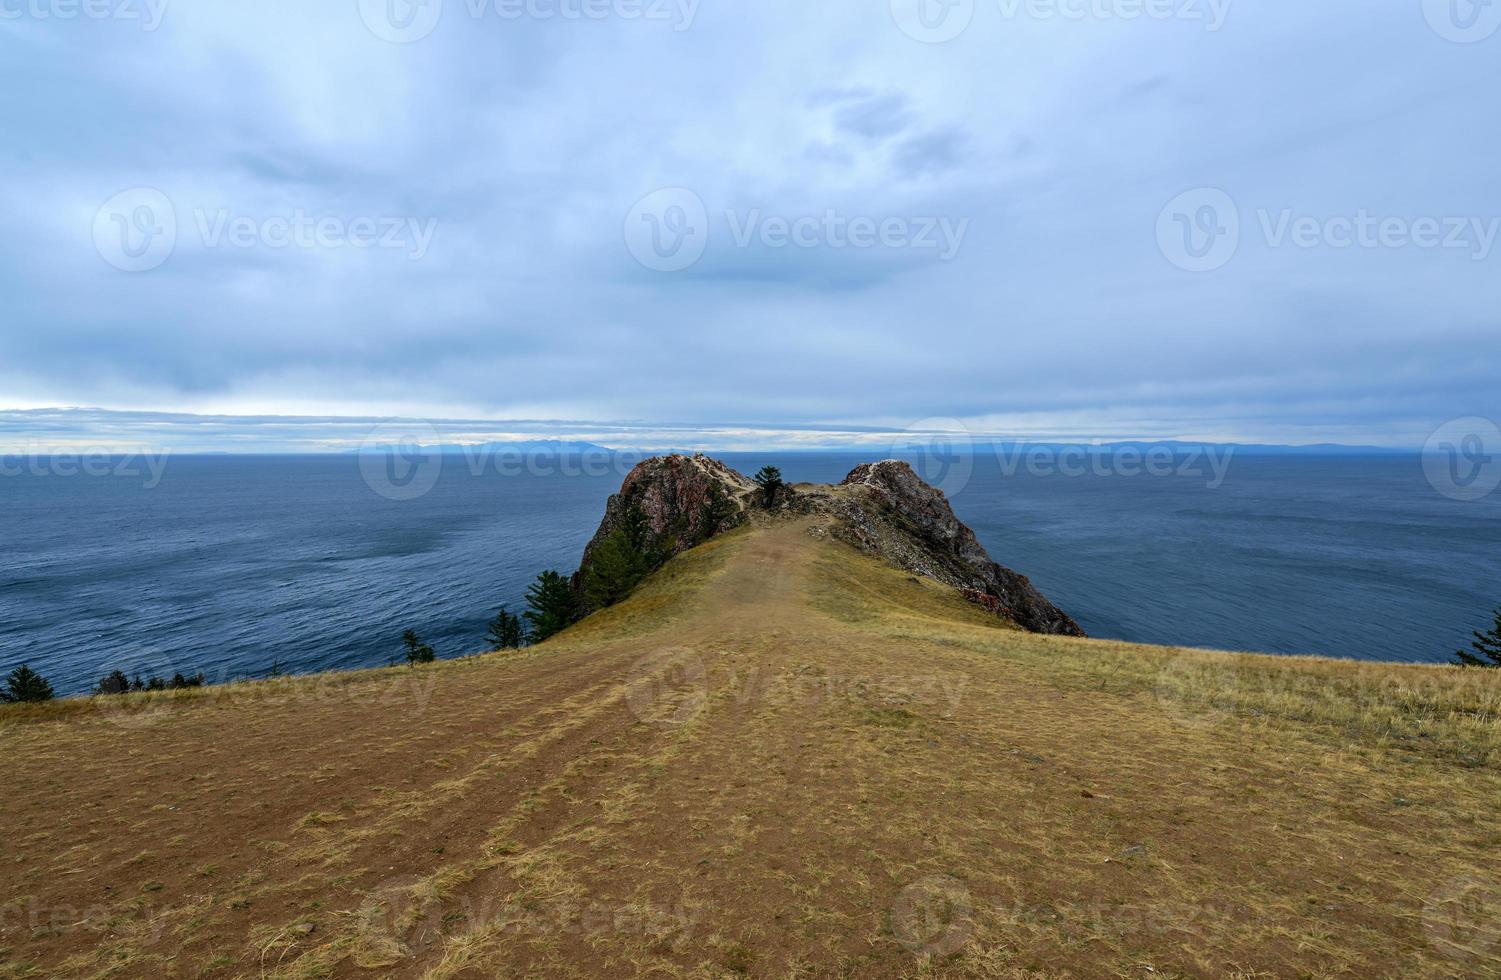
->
[2,518,1499,978]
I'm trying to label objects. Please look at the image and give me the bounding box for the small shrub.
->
[96,669,131,695]
[402,630,436,665]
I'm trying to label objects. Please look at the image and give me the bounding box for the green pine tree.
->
[1455,605,1501,668]
[0,664,55,703]
[524,570,577,643]
[753,465,785,506]
[584,527,651,609]
[402,629,436,665]
[584,505,666,611]
[487,606,526,650]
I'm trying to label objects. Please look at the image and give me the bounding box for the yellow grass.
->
[2,517,1499,978]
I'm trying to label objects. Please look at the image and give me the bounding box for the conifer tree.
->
[487,606,526,649]
[524,571,577,643]
[753,465,785,505]
[1455,605,1501,668]
[0,664,54,703]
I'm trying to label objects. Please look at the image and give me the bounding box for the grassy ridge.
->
[2,518,1499,978]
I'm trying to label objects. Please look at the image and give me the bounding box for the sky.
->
[1,0,1498,451]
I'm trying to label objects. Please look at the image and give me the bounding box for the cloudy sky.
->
[1,0,1497,450]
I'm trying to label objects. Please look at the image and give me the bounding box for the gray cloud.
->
[0,0,1496,447]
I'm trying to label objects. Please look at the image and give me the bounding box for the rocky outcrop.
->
[572,454,756,607]
[832,461,1085,636]
[571,454,1083,637]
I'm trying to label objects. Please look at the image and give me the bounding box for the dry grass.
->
[2,518,1499,978]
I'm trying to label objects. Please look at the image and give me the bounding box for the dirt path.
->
[3,520,1499,978]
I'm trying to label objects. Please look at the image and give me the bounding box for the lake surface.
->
[3,451,1498,695]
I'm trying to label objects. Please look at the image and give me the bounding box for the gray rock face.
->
[571,454,1084,637]
[572,454,755,606]
[832,460,1085,636]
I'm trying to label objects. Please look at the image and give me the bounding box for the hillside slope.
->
[3,519,1501,978]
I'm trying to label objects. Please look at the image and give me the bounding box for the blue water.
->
[2,452,1498,696]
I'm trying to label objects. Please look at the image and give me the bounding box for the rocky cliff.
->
[827,460,1084,635]
[573,454,1084,637]
[570,454,757,609]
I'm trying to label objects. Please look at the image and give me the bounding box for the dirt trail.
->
[3,520,1499,979]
